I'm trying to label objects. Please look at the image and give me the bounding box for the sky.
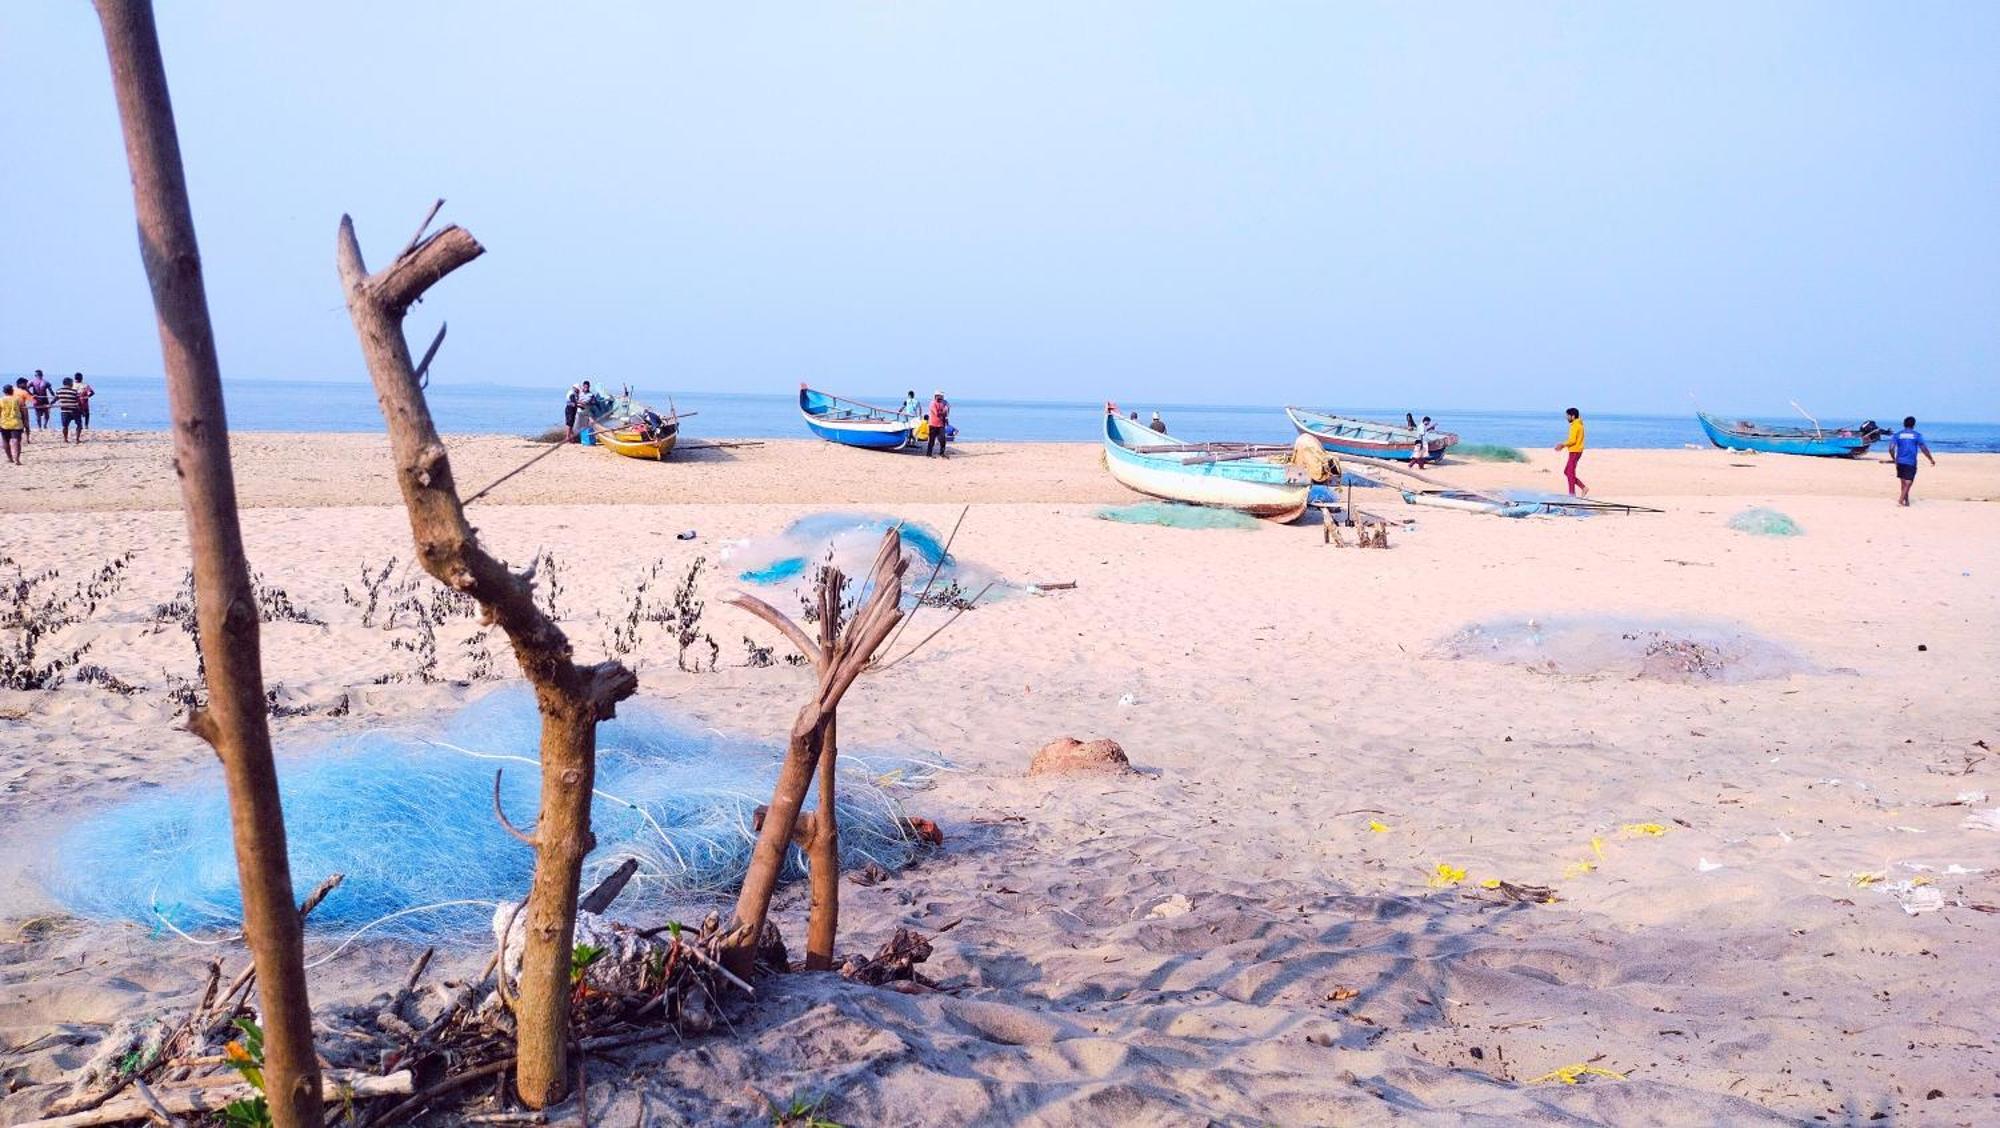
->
[2,3,1996,417]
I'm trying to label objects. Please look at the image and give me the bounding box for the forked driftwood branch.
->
[336,206,638,1110]
[720,529,909,972]
[91,3,322,1125]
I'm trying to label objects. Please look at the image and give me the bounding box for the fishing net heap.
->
[1454,443,1530,463]
[728,512,1011,606]
[46,685,936,941]
[1728,507,1803,536]
[1439,617,1813,684]
[1095,501,1263,531]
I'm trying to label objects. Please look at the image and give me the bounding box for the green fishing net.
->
[1455,443,1529,463]
[1095,502,1262,530]
[1727,507,1802,536]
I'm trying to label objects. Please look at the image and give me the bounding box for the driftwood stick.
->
[876,504,967,659]
[578,858,639,916]
[91,6,322,1126]
[718,591,822,666]
[411,322,447,388]
[338,211,637,1111]
[399,198,446,261]
[491,770,536,845]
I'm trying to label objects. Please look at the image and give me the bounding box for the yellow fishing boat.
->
[596,417,679,460]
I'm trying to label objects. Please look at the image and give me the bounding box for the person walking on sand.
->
[73,373,93,433]
[1552,407,1588,497]
[1888,416,1935,507]
[53,376,83,444]
[28,371,52,434]
[0,379,26,465]
[925,391,951,458]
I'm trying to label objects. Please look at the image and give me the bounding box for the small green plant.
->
[570,941,607,986]
[770,1091,843,1128]
[221,1017,272,1128]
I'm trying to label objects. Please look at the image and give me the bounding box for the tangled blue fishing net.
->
[46,686,935,943]
[728,512,1010,603]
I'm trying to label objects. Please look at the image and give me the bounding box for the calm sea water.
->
[32,375,2000,452]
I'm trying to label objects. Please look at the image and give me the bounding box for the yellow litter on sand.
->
[1367,820,1391,833]
[1429,863,1467,888]
[1589,836,1606,858]
[1852,872,1884,887]
[1479,879,1502,889]
[1530,1064,1626,1086]
[1620,822,1667,837]
[1563,859,1597,879]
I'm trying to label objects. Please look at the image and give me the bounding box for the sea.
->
[35,375,2000,452]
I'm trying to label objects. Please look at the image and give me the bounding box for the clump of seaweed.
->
[0,553,134,690]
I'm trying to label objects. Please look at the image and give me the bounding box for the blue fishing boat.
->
[799,385,917,451]
[1101,410,1310,521]
[1285,407,1458,462]
[1696,412,1881,458]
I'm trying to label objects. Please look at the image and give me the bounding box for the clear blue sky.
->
[3,3,1995,417]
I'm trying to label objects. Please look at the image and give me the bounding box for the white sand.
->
[2,435,1997,1124]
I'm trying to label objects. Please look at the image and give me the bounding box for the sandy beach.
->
[3,433,1998,1125]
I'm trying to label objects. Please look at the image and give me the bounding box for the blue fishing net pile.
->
[729,512,1009,603]
[45,686,932,942]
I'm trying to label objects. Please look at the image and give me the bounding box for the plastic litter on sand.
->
[1727,507,1803,536]
[45,685,938,942]
[1438,617,1813,684]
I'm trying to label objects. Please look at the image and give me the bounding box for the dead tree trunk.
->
[722,531,909,974]
[91,5,323,1126]
[335,210,637,1110]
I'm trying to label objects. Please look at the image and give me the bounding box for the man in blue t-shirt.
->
[1888,415,1935,507]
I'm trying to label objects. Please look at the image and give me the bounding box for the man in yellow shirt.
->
[0,380,27,465]
[1552,407,1588,497]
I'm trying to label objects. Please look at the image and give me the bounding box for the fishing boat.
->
[1101,410,1310,521]
[799,385,917,451]
[1285,407,1459,462]
[597,416,678,460]
[1695,412,1881,458]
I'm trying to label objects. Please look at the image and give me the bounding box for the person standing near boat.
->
[1888,416,1934,507]
[564,379,594,442]
[925,391,951,458]
[1149,411,1168,434]
[1411,415,1437,468]
[1552,407,1588,497]
[901,390,921,418]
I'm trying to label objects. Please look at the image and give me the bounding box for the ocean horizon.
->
[20,375,2000,453]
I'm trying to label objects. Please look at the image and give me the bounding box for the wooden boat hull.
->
[1102,412,1308,521]
[800,386,916,450]
[1696,413,1875,457]
[599,425,677,461]
[1286,407,1459,462]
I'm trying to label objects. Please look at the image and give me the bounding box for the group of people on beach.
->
[899,389,954,457]
[1,370,95,466]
